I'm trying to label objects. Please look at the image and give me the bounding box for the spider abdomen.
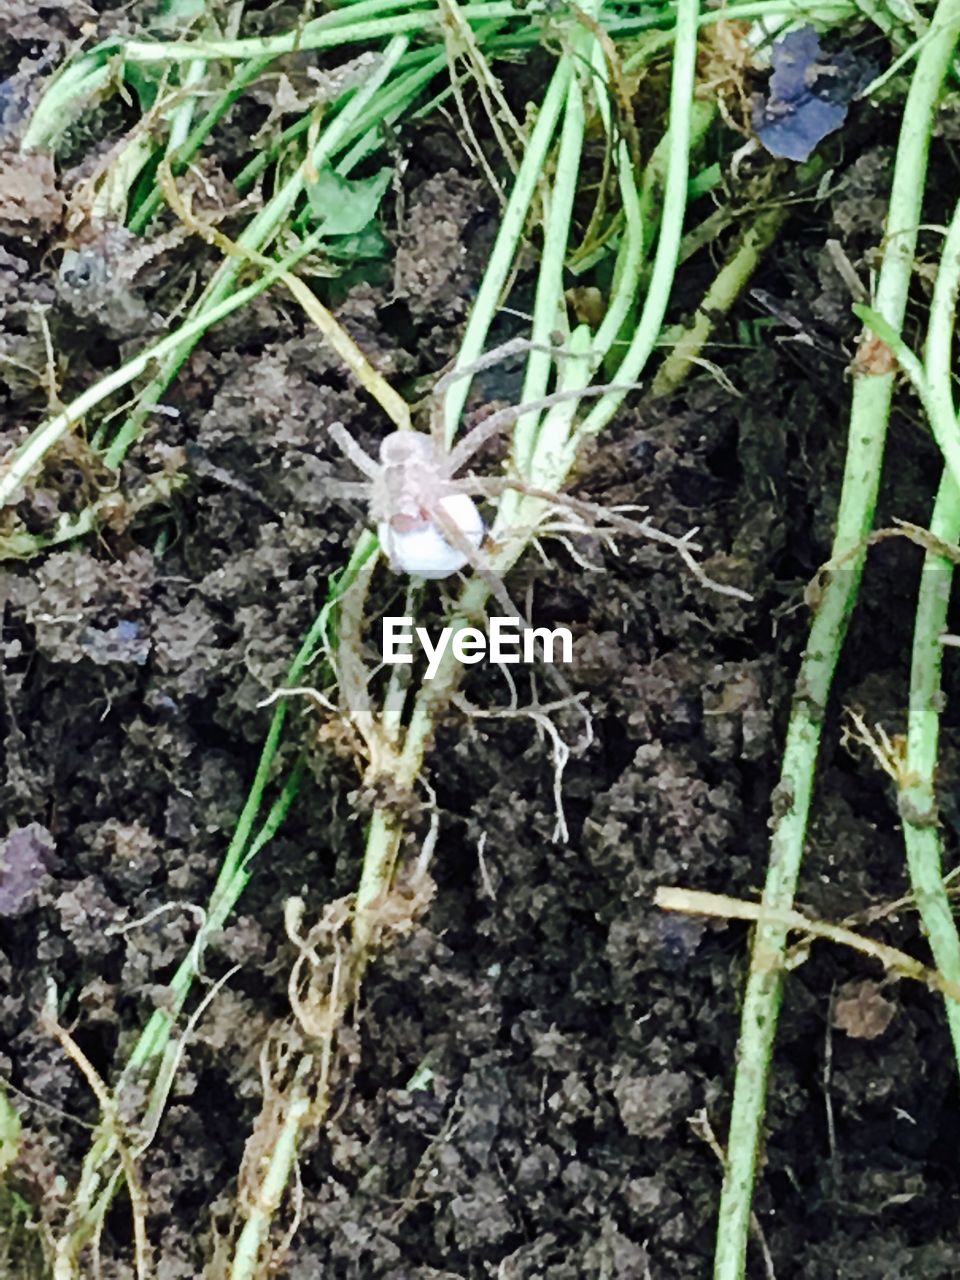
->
[378,493,484,579]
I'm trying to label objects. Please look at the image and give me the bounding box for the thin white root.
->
[466,476,752,602]
[451,691,592,844]
[476,832,496,898]
[257,686,339,713]
[413,776,440,882]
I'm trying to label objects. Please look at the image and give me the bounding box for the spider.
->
[329,421,488,581]
[329,340,626,576]
[328,339,576,581]
[327,340,751,604]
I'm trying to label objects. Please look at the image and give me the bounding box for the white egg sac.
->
[378,493,484,579]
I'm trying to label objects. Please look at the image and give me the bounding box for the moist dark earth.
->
[4,6,960,1279]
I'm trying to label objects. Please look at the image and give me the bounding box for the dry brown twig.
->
[655,887,960,1001]
[41,984,150,1280]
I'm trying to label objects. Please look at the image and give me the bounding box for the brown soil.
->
[3,8,960,1278]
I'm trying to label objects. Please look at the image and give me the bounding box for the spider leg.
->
[457,476,751,601]
[429,502,523,622]
[432,337,535,403]
[326,480,374,500]
[329,422,380,480]
[429,336,584,447]
[430,503,577,699]
[445,379,642,475]
[457,475,686,550]
[443,405,520,473]
[429,337,528,449]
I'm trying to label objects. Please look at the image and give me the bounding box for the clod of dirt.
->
[0,823,55,916]
[0,149,62,239]
[0,0,85,44]
[4,548,154,666]
[393,170,483,321]
[55,875,126,957]
[57,221,161,336]
[833,978,897,1040]
[829,147,894,241]
[79,619,151,666]
[0,75,34,143]
[613,1068,694,1140]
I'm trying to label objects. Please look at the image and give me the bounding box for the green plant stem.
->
[713,1,960,1274]
[21,60,114,150]
[440,55,572,441]
[233,45,446,191]
[82,0,857,69]
[851,0,920,44]
[100,34,411,470]
[901,468,960,1060]
[592,153,644,350]
[352,16,601,980]
[574,0,701,447]
[381,0,703,802]
[128,54,276,233]
[851,303,960,498]
[57,759,306,1272]
[618,0,854,72]
[114,3,522,63]
[652,198,792,396]
[898,195,960,1072]
[356,6,617,972]
[514,49,587,475]
[229,1059,314,1280]
[362,0,702,879]
[11,36,427,520]
[0,232,323,507]
[0,472,180,560]
[127,533,378,1077]
[19,0,854,155]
